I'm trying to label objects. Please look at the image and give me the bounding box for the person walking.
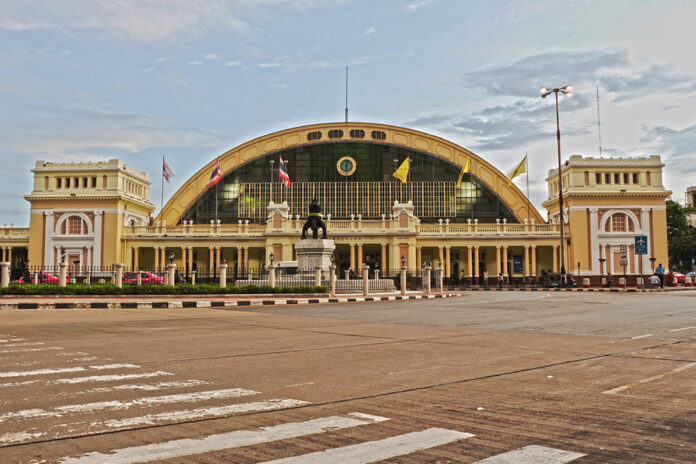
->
[497,272,504,289]
[483,269,489,288]
[655,263,665,288]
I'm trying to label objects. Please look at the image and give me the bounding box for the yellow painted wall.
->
[651,209,669,269]
[568,210,589,272]
[27,213,45,265]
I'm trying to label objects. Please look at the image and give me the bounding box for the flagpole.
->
[525,152,530,222]
[161,155,164,215]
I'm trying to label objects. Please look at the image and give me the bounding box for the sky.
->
[2,0,696,226]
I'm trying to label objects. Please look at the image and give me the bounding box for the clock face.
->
[337,156,357,176]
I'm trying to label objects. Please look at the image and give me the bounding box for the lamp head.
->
[401,255,406,265]
[269,252,274,264]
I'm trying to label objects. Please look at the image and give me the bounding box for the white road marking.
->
[260,428,473,463]
[85,380,209,393]
[346,412,390,422]
[0,347,63,353]
[436,294,551,306]
[88,364,140,370]
[631,333,654,339]
[0,431,42,445]
[284,382,315,388]
[57,413,389,464]
[54,371,173,384]
[0,367,84,378]
[0,342,44,347]
[602,362,696,395]
[473,445,585,463]
[668,325,696,332]
[99,398,310,428]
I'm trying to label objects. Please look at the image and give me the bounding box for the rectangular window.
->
[605,173,611,184]
[614,173,620,184]
[66,177,70,188]
[44,176,49,190]
[632,172,639,184]
[102,175,107,189]
[584,171,589,185]
[595,173,602,184]
[91,177,97,188]
[57,177,62,188]
[623,173,629,184]
[82,177,87,188]
[646,171,651,185]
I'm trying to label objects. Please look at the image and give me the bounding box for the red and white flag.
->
[279,156,291,187]
[206,159,222,187]
[162,158,174,183]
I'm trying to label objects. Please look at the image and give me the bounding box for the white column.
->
[44,212,54,266]
[93,211,103,266]
[588,207,599,273]
[87,246,93,268]
[640,208,651,271]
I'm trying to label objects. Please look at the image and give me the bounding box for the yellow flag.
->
[455,157,470,188]
[393,157,410,183]
[507,155,527,186]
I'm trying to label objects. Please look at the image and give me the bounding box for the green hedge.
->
[0,283,328,296]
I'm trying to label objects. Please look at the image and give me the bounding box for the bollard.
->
[362,264,369,296]
[685,276,693,287]
[619,277,625,289]
[315,266,322,287]
[59,262,68,287]
[191,270,196,286]
[436,267,444,292]
[137,271,142,286]
[344,269,350,281]
[86,269,91,285]
[167,263,176,287]
[114,263,123,289]
[636,277,644,288]
[583,277,590,289]
[423,265,431,294]
[601,277,607,288]
[329,264,336,297]
[219,263,227,288]
[0,262,9,288]
[672,276,678,287]
[400,265,407,296]
[269,264,276,288]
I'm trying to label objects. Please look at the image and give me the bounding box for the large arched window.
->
[182,142,518,224]
[61,216,88,235]
[604,213,635,232]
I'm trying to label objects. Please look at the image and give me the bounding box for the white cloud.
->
[364,27,375,35]
[224,61,243,67]
[407,0,445,11]
[257,62,282,68]
[187,61,202,66]
[154,56,167,63]
[203,53,219,59]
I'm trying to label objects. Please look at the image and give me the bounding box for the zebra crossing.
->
[0,332,587,463]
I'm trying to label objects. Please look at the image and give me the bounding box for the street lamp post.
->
[541,84,573,285]
[598,257,606,287]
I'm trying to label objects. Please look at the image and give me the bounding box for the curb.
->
[455,287,694,293]
[0,293,460,310]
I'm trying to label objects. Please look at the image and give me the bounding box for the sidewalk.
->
[0,291,460,310]
[456,286,695,293]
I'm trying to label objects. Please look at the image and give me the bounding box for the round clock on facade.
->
[336,156,357,176]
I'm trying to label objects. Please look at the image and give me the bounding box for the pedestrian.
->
[606,272,612,288]
[497,272,504,288]
[483,269,489,287]
[649,274,660,287]
[655,263,665,288]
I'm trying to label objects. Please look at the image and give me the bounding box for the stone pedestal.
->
[295,239,336,279]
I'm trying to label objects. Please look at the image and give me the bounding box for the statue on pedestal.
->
[301,199,327,239]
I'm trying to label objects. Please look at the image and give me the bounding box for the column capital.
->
[44,211,54,216]
[589,207,599,213]
[94,211,103,216]
[640,207,651,213]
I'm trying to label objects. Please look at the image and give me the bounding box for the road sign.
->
[635,235,648,255]
[619,244,628,267]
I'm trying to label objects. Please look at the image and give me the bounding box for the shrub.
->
[0,283,327,296]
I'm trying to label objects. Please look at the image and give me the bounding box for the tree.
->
[666,200,696,271]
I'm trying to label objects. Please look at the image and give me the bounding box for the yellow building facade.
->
[0,122,670,284]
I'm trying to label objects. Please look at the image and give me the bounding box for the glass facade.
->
[182,142,517,224]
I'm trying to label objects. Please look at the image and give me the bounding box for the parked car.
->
[11,272,60,284]
[122,271,165,284]
[669,271,685,284]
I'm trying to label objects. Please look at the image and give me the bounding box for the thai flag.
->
[206,159,222,187]
[279,156,291,187]
[162,158,174,183]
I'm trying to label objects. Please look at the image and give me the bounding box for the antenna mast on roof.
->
[345,66,349,122]
[596,83,603,158]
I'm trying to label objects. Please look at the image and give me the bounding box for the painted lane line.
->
[473,445,585,463]
[54,371,174,384]
[668,325,696,332]
[0,367,84,378]
[602,362,696,395]
[88,364,140,370]
[85,380,209,393]
[0,431,42,445]
[100,398,310,428]
[0,342,44,347]
[631,333,654,339]
[0,347,63,353]
[284,382,315,388]
[57,413,389,464]
[346,412,390,422]
[260,428,473,464]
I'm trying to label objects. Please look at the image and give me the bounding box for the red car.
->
[669,271,686,284]
[122,271,165,284]
[11,272,60,284]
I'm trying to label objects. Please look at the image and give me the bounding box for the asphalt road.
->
[0,291,694,463]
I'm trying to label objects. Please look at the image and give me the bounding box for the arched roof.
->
[157,122,543,224]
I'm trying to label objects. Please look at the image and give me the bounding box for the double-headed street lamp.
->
[541,84,573,285]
